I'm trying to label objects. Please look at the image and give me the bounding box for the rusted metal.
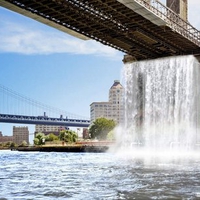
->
[0,0,200,60]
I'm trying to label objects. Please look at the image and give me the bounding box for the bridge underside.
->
[1,0,200,60]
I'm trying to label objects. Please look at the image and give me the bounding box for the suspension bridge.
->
[0,0,200,61]
[0,85,90,127]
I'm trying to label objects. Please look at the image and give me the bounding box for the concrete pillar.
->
[167,0,188,21]
[122,55,137,64]
[195,55,200,63]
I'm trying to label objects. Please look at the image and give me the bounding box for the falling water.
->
[123,55,200,152]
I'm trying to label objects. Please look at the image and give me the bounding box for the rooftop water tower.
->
[167,0,188,21]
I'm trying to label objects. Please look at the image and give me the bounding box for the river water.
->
[1,150,200,200]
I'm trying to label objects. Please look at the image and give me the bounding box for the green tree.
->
[59,130,78,143]
[45,133,59,141]
[107,130,115,141]
[33,138,40,145]
[89,118,116,140]
[59,130,66,141]
[4,142,11,147]
[10,142,17,148]
[19,140,28,147]
[34,132,46,145]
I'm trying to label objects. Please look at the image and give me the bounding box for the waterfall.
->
[123,55,200,151]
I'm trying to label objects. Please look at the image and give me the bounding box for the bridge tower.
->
[167,0,188,21]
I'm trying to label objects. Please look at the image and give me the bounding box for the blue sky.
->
[0,4,124,138]
[0,1,200,139]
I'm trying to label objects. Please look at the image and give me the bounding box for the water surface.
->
[1,150,200,199]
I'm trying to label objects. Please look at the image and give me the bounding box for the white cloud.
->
[0,14,122,59]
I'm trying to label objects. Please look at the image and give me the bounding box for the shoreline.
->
[11,144,112,153]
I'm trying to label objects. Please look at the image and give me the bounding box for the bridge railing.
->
[135,0,200,46]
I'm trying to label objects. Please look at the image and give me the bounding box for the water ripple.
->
[1,150,200,199]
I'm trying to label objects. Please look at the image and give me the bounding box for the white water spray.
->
[122,55,200,153]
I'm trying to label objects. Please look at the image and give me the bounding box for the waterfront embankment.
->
[12,141,115,153]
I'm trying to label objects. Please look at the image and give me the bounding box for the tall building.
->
[13,126,29,145]
[167,0,188,21]
[90,102,112,122]
[90,80,124,124]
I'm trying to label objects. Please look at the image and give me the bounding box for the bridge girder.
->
[1,0,200,60]
[0,113,90,127]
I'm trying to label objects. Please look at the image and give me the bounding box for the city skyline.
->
[0,0,200,139]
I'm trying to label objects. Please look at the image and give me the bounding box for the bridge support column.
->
[167,0,188,21]
[195,55,200,63]
[122,55,137,64]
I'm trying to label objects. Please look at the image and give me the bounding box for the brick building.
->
[0,132,13,143]
[13,126,29,145]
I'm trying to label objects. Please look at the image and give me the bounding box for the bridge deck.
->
[1,0,200,60]
[0,114,90,127]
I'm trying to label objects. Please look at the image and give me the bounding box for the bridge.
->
[0,113,90,127]
[0,0,200,61]
[0,84,90,127]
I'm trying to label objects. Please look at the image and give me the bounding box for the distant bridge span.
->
[0,114,90,127]
[1,0,200,60]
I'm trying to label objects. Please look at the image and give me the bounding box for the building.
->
[90,102,112,122]
[90,80,124,124]
[109,80,125,124]
[82,128,89,139]
[0,132,13,143]
[13,126,29,145]
[35,125,66,137]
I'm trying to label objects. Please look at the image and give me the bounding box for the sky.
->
[0,0,200,141]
